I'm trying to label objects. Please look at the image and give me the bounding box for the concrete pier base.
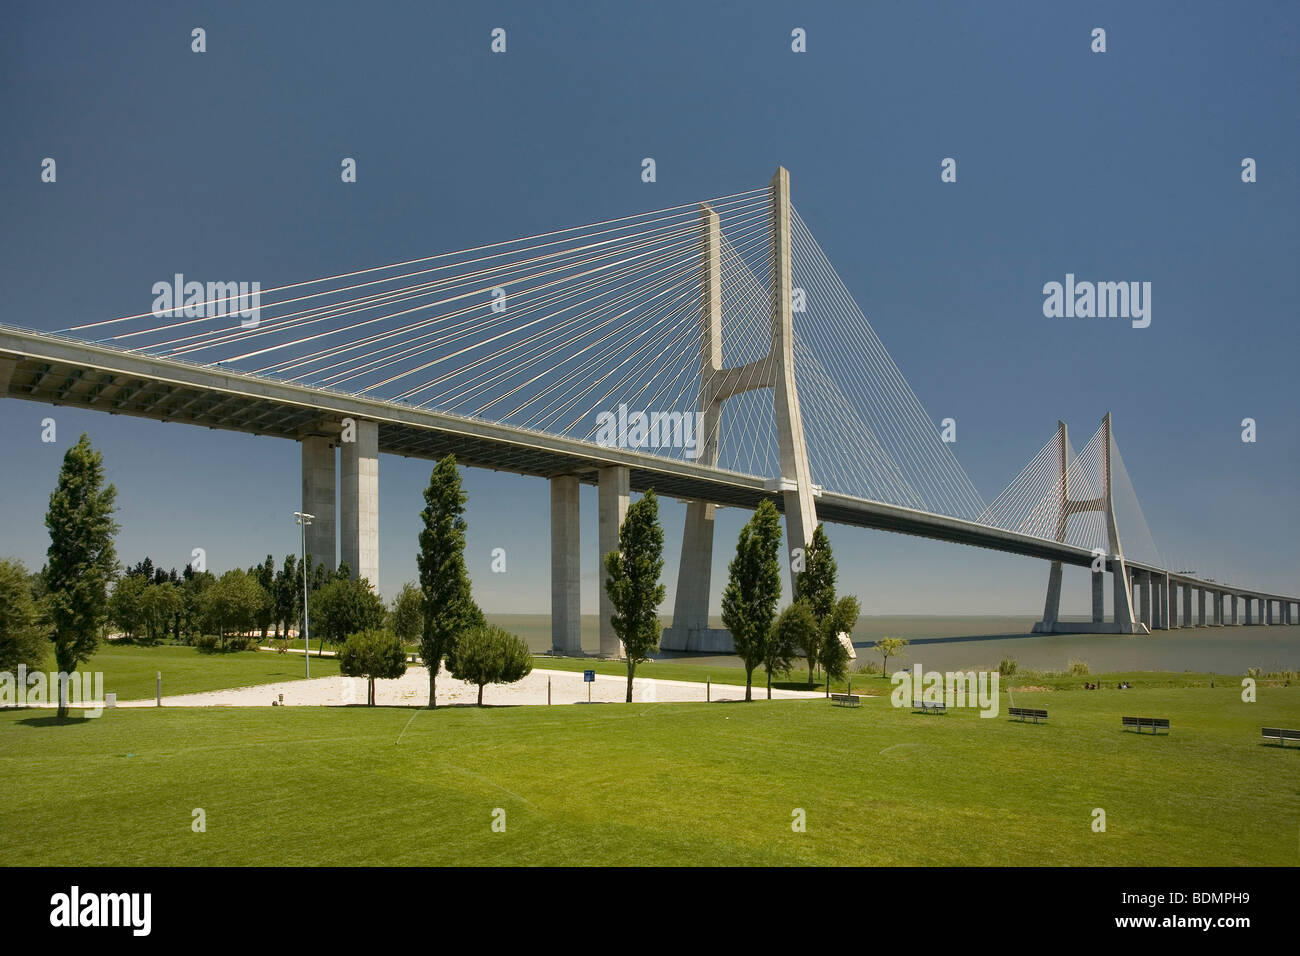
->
[340,418,378,588]
[301,435,336,570]
[550,476,582,655]
[1032,561,1064,633]
[1092,571,1105,623]
[597,465,629,659]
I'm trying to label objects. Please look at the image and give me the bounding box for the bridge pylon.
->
[1032,412,1141,635]
[661,166,817,652]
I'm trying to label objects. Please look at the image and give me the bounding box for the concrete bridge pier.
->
[301,434,337,570]
[1138,571,1153,630]
[1265,599,1275,625]
[1154,573,1167,629]
[1092,571,1105,624]
[1197,588,1207,627]
[597,465,630,658]
[550,475,582,655]
[340,418,379,589]
[1244,597,1254,625]
[1183,586,1193,629]
[1212,591,1224,626]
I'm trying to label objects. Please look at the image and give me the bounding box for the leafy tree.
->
[180,569,215,643]
[0,558,48,674]
[200,569,269,650]
[446,624,533,706]
[875,636,909,675]
[766,602,809,699]
[603,490,666,702]
[819,595,861,689]
[339,629,407,705]
[720,499,783,702]
[140,582,182,645]
[417,455,483,708]
[794,524,837,685]
[251,555,276,641]
[273,554,298,640]
[44,434,119,717]
[387,582,423,646]
[312,576,385,655]
[108,573,151,641]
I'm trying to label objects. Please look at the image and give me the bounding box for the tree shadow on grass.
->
[16,714,97,728]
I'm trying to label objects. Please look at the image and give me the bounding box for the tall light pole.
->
[294,511,314,679]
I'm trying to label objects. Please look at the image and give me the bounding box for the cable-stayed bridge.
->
[1,168,1295,655]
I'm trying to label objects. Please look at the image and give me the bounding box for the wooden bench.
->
[913,699,947,715]
[1261,727,1300,747]
[830,693,860,708]
[1122,716,1170,734]
[1008,706,1048,723]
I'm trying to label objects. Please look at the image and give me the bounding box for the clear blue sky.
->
[2,0,1296,615]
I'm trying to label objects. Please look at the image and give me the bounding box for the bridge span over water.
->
[3,169,1295,653]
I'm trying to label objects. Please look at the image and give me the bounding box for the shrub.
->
[194,633,219,651]
[1068,659,1090,676]
[446,625,533,706]
[998,657,1018,677]
[339,629,407,705]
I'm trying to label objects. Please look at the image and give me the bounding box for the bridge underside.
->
[3,328,1296,653]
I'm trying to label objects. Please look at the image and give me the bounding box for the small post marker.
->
[707,678,710,702]
[156,671,162,706]
[584,669,595,703]
[548,677,551,706]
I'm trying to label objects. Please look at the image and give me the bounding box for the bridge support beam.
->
[1092,571,1105,624]
[1138,571,1153,631]
[769,166,818,588]
[340,418,379,589]
[550,476,582,655]
[1036,562,1064,632]
[1155,574,1168,629]
[1113,559,1137,633]
[1266,599,1274,625]
[597,465,629,659]
[1197,588,1207,627]
[1167,579,1179,628]
[663,167,816,653]
[301,436,336,570]
[1183,586,1193,628]
[1212,591,1224,626]
[1230,594,1239,625]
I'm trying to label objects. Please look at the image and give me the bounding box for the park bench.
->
[1122,716,1170,734]
[830,693,860,708]
[1008,706,1048,723]
[912,699,947,715]
[1261,727,1300,747]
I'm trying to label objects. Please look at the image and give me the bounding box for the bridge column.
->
[340,418,379,589]
[1037,562,1064,632]
[1167,579,1179,628]
[1244,597,1254,625]
[1196,588,1206,627]
[1214,591,1224,625]
[1138,571,1153,630]
[301,435,336,570]
[1230,593,1239,625]
[1113,559,1136,633]
[1183,585,1193,629]
[1091,571,1105,624]
[1156,575,1168,629]
[1265,599,1274,625]
[597,465,629,659]
[550,476,582,655]
[770,167,818,587]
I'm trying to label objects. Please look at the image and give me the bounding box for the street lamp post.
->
[294,511,315,679]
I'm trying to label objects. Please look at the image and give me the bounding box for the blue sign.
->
[583,670,595,682]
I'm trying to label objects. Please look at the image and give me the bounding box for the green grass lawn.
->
[2,680,1296,866]
[37,643,342,701]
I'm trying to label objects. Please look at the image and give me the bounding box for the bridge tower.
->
[660,166,817,652]
[1032,412,1140,634]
